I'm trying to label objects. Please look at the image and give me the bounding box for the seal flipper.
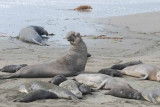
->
[96,79,107,90]
[14,90,58,103]
[138,74,148,80]
[0,73,19,79]
[69,95,80,103]
[148,94,157,103]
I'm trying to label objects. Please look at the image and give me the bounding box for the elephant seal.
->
[122,64,160,81]
[79,84,92,95]
[105,87,143,100]
[75,74,132,90]
[14,89,58,102]
[0,64,27,73]
[16,81,80,102]
[98,68,123,77]
[59,80,82,98]
[111,61,143,70]
[141,89,160,103]
[49,75,67,85]
[18,25,49,46]
[0,31,88,79]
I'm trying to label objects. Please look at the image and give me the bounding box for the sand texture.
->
[1,11,160,106]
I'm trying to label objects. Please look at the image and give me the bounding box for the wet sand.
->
[1,11,160,106]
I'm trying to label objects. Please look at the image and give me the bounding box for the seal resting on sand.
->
[0,31,88,79]
[14,81,80,102]
[0,64,27,73]
[49,75,67,85]
[18,25,49,46]
[75,74,132,90]
[98,68,123,77]
[105,87,143,100]
[110,61,143,70]
[122,64,160,81]
[141,89,160,103]
[59,80,82,98]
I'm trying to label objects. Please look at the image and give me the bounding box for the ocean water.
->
[0,0,160,44]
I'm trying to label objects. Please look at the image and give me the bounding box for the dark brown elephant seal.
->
[105,87,143,100]
[18,25,49,46]
[110,61,143,70]
[0,64,27,73]
[98,68,123,77]
[14,81,79,102]
[0,31,88,79]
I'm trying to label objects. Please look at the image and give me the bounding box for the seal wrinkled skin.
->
[0,31,88,79]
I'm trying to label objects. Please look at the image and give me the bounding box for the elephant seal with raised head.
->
[0,31,88,79]
[14,81,79,102]
[122,64,160,81]
[18,25,49,46]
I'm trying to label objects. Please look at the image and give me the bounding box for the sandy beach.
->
[1,11,160,107]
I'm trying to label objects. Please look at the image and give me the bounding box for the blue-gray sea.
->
[0,0,160,44]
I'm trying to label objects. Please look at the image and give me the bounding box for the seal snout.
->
[66,31,76,42]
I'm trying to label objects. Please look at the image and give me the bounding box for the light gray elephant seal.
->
[15,81,80,102]
[105,87,143,100]
[122,64,160,81]
[0,31,88,79]
[49,75,67,85]
[141,89,160,103]
[0,64,27,73]
[18,25,49,46]
[59,80,82,98]
[75,74,132,90]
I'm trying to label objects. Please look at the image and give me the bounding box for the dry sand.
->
[1,11,160,106]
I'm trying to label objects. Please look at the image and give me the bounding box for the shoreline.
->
[0,11,160,106]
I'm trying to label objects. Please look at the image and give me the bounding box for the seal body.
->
[49,75,67,85]
[0,31,88,79]
[111,61,142,70]
[17,81,80,102]
[59,80,82,98]
[141,89,160,103]
[75,74,131,90]
[105,88,143,100]
[122,64,160,81]
[14,89,58,102]
[98,68,123,77]
[0,64,27,73]
[18,26,49,46]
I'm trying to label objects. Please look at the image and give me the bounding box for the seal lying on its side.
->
[98,68,123,77]
[15,81,80,102]
[59,80,82,98]
[0,64,27,73]
[110,61,143,70]
[49,75,67,85]
[122,64,160,81]
[105,87,143,100]
[18,25,49,46]
[0,31,88,79]
[141,89,160,103]
[75,74,132,90]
